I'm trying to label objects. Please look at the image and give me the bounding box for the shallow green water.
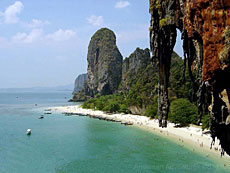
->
[0,92,229,172]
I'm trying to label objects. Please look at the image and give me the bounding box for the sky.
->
[0,0,183,88]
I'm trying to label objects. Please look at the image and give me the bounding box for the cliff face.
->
[149,0,178,127]
[184,0,230,81]
[121,48,150,91]
[120,49,185,116]
[85,28,123,97]
[72,73,87,94]
[150,0,230,155]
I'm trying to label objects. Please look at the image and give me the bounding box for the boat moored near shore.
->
[26,129,31,135]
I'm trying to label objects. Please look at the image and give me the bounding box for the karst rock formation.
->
[85,28,123,97]
[122,48,150,91]
[72,73,87,95]
[149,0,230,155]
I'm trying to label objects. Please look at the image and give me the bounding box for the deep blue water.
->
[0,92,229,173]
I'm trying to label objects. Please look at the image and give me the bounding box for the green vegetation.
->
[82,94,131,114]
[159,18,167,27]
[149,26,153,32]
[91,28,116,43]
[72,90,88,101]
[103,102,120,113]
[169,52,193,100]
[149,0,161,11]
[145,96,158,118]
[169,98,197,127]
[201,114,211,130]
[125,62,158,110]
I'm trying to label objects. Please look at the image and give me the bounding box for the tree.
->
[169,98,197,127]
[102,102,120,113]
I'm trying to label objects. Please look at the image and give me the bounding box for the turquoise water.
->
[0,92,229,172]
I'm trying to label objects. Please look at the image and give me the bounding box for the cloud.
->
[25,19,50,28]
[87,15,104,26]
[115,1,130,8]
[0,2,49,28]
[12,29,43,43]
[12,29,77,44]
[46,29,77,42]
[1,1,23,24]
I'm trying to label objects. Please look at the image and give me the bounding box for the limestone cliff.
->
[121,48,150,91]
[120,49,185,116]
[72,73,87,94]
[85,28,123,97]
[150,0,230,155]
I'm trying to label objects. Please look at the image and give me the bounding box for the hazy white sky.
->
[0,0,183,88]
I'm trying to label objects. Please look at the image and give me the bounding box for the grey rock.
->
[72,73,87,94]
[85,28,123,97]
[122,48,150,91]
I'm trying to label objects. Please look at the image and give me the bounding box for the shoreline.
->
[49,105,230,165]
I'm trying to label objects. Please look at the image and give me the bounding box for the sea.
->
[0,91,229,173]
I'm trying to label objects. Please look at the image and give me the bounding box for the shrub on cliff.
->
[145,105,157,118]
[145,96,158,118]
[102,102,120,113]
[119,104,130,114]
[169,52,193,100]
[82,98,97,109]
[169,98,197,127]
[202,114,211,130]
[95,100,104,110]
[82,94,131,113]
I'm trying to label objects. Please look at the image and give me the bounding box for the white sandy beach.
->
[49,105,230,164]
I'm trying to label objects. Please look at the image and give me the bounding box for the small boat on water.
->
[121,121,133,126]
[26,129,31,135]
[44,112,52,114]
[124,122,133,126]
[38,115,44,119]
